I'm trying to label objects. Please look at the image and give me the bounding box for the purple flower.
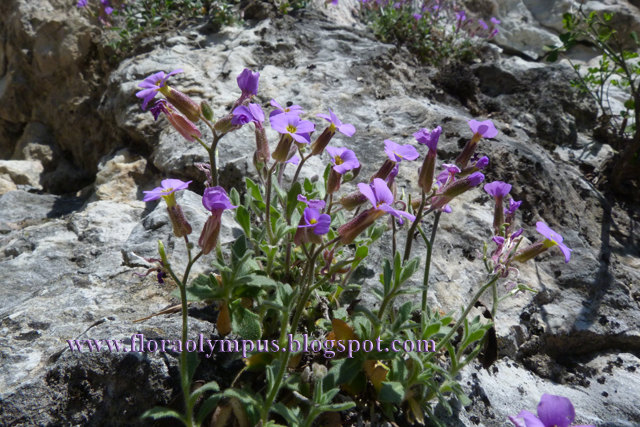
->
[484,181,511,198]
[436,164,461,187]
[77,0,88,7]
[475,156,490,170]
[456,10,466,22]
[143,179,191,202]
[286,155,300,165]
[414,126,442,151]
[358,178,416,224]
[237,68,259,97]
[231,103,265,126]
[326,146,360,174]
[202,186,236,212]
[490,17,501,25]
[509,394,594,427]
[505,199,522,215]
[384,139,420,162]
[317,109,356,137]
[136,69,183,110]
[536,222,572,263]
[478,19,488,30]
[299,207,331,235]
[101,0,113,14]
[269,99,304,120]
[468,119,498,139]
[270,114,315,144]
[413,13,422,20]
[150,99,202,142]
[297,195,326,210]
[199,187,236,255]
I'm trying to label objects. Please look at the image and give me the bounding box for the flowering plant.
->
[134,67,575,426]
[359,0,500,65]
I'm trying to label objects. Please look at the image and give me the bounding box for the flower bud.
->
[161,87,201,122]
[201,100,214,121]
[165,112,202,142]
[339,191,368,210]
[327,169,341,194]
[166,204,192,237]
[512,241,547,263]
[272,134,294,163]
[430,172,484,210]
[337,209,385,245]
[310,127,335,156]
[217,300,232,336]
[418,151,436,193]
[370,159,396,182]
[198,211,223,255]
[254,125,270,164]
[493,196,505,233]
[454,133,481,169]
[157,240,168,266]
[213,114,234,133]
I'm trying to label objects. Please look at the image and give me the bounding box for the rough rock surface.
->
[1,1,639,426]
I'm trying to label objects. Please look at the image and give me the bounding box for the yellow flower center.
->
[310,218,317,224]
[286,125,297,133]
[543,238,557,248]
[394,151,403,159]
[335,155,344,165]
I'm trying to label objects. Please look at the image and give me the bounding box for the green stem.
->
[424,275,499,363]
[292,152,309,183]
[264,163,278,243]
[421,211,441,312]
[261,237,340,422]
[404,191,426,262]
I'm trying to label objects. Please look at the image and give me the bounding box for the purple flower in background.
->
[143,179,191,202]
[484,181,511,198]
[77,0,88,7]
[436,164,461,187]
[505,199,522,215]
[286,155,300,165]
[326,146,360,174]
[491,17,501,25]
[456,10,466,22]
[475,155,490,170]
[100,0,113,14]
[270,114,315,144]
[299,208,331,235]
[232,103,265,126]
[270,99,304,120]
[468,119,498,139]
[414,126,442,151]
[317,109,356,137]
[384,139,420,162]
[297,195,326,210]
[358,178,416,224]
[237,68,259,97]
[509,394,594,427]
[536,222,572,263]
[136,69,183,110]
[478,19,488,30]
[413,13,422,20]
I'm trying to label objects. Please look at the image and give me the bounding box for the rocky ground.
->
[1,0,639,425]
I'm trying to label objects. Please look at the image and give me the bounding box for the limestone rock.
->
[0,160,44,189]
[94,149,147,202]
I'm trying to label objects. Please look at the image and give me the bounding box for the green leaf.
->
[378,381,405,404]
[196,395,222,425]
[235,205,251,237]
[624,98,635,110]
[286,181,302,219]
[189,381,220,406]
[271,402,300,425]
[231,235,248,260]
[399,257,420,285]
[229,187,241,206]
[246,177,263,202]
[231,304,262,340]
[141,407,185,423]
